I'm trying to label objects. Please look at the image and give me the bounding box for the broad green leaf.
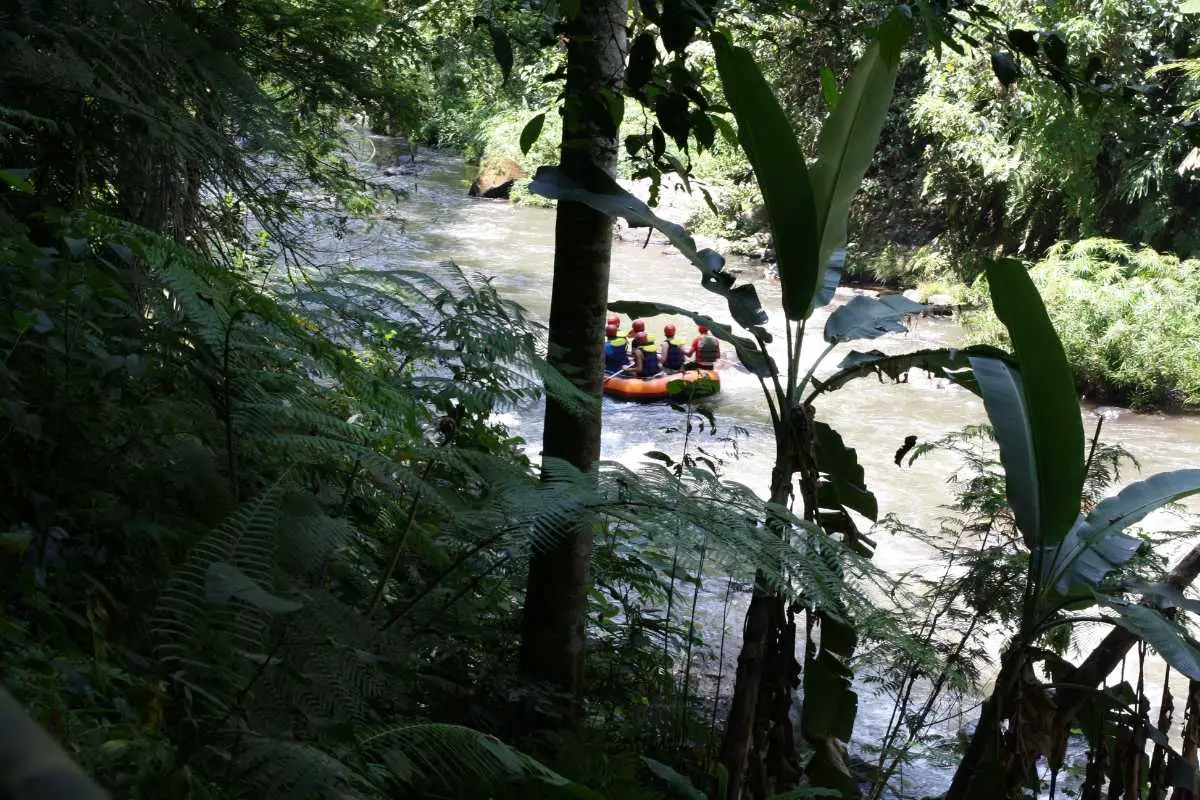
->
[519,113,546,155]
[809,345,1010,399]
[809,11,910,307]
[205,561,302,613]
[642,758,705,800]
[607,299,775,377]
[1096,595,1200,679]
[666,374,719,398]
[813,421,877,521]
[979,258,1084,548]
[822,293,924,342]
[712,32,819,321]
[1074,468,1200,544]
[802,639,856,740]
[915,0,964,58]
[812,246,846,311]
[1123,581,1200,616]
[1043,469,1200,593]
[0,530,33,555]
[63,236,88,259]
[1038,527,1141,596]
[528,166,768,330]
[969,356,1040,548]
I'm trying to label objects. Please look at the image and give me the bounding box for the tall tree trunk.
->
[518,0,627,721]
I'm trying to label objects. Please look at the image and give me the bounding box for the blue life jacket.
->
[604,338,628,374]
[639,345,660,377]
[664,337,687,370]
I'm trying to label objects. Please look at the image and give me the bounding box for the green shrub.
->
[965,239,1200,408]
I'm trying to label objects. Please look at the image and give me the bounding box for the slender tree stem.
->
[709,573,736,766]
[679,537,708,746]
[796,340,838,396]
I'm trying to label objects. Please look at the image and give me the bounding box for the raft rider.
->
[661,324,687,372]
[687,325,720,369]
[633,332,661,378]
[603,323,630,375]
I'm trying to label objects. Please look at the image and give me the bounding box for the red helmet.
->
[698,325,709,334]
[605,324,619,338]
[664,324,676,337]
[606,314,620,327]
[633,332,648,345]
[631,319,646,333]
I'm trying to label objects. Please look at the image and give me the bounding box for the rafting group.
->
[602,314,722,401]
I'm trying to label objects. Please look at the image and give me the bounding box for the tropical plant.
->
[859,423,1158,799]
[928,258,1200,800]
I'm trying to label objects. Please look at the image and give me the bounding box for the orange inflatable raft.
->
[602,369,721,401]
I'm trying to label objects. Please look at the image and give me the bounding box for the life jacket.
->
[638,344,660,376]
[696,335,720,366]
[663,337,687,370]
[604,338,628,374]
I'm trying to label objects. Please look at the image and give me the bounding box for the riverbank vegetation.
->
[4,0,1200,799]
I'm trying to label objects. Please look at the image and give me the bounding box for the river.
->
[319,137,1200,796]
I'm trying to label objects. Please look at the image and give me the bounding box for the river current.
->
[313,137,1200,796]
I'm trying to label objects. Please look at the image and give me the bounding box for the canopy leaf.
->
[822,293,924,343]
[1042,469,1200,594]
[809,11,910,308]
[813,421,877,521]
[1095,596,1200,680]
[711,32,818,321]
[808,345,1010,400]
[974,258,1084,549]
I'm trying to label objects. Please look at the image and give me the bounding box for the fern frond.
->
[358,723,598,797]
[235,738,374,800]
[153,483,287,702]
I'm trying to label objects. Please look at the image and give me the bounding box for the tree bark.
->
[518,0,627,721]
[722,448,796,798]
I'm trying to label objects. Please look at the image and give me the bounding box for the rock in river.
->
[469,156,525,200]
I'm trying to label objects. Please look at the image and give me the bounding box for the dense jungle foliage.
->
[3,0,1200,799]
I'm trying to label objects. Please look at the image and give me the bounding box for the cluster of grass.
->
[965,238,1200,409]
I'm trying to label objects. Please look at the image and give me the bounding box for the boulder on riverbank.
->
[903,288,958,316]
[469,156,525,200]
